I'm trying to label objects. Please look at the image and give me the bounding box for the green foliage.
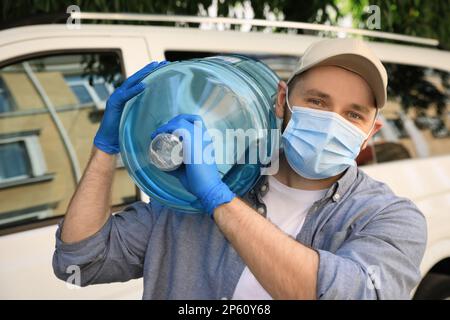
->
[345,0,449,50]
[385,63,448,116]
[0,0,339,28]
[342,0,449,120]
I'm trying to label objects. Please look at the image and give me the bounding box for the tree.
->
[344,0,449,50]
[1,0,447,47]
[343,0,449,130]
[0,0,339,29]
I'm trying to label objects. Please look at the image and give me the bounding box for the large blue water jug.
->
[119,55,280,212]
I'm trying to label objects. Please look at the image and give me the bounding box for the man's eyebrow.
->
[350,103,371,115]
[303,89,373,115]
[304,89,331,99]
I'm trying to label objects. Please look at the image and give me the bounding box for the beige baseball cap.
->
[286,38,388,109]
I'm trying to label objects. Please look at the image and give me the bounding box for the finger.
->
[175,113,203,124]
[123,60,169,90]
[163,114,188,125]
[151,121,184,138]
[122,61,161,89]
[158,60,170,67]
[122,62,158,89]
[121,82,146,102]
[151,118,193,139]
[166,114,205,129]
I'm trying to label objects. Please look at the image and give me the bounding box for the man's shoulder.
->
[352,167,426,224]
[354,166,395,194]
[353,166,409,205]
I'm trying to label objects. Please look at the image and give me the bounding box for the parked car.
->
[0,13,449,299]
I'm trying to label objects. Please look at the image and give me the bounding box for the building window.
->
[65,75,114,110]
[0,134,48,186]
[93,81,111,101]
[0,78,16,113]
[70,84,93,105]
[0,141,31,182]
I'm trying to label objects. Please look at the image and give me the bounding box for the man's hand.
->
[151,114,235,216]
[61,61,168,243]
[94,60,169,154]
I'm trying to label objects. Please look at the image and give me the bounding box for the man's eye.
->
[308,98,324,107]
[348,111,363,120]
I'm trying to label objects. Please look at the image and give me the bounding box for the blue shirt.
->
[53,165,427,299]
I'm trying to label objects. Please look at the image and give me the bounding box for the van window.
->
[164,50,300,82]
[0,52,138,230]
[364,63,450,165]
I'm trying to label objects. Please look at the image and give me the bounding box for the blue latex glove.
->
[151,114,236,217]
[94,60,169,154]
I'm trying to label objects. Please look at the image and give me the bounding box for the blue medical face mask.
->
[281,87,377,180]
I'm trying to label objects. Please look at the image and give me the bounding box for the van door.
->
[0,29,149,299]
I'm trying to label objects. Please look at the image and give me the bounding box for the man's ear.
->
[275,80,287,119]
[361,119,383,150]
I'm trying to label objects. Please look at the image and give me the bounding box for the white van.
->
[0,13,449,299]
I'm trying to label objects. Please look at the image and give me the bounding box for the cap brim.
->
[289,54,386,109]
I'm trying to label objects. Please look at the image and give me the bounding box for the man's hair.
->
[282,74,305,130]
[286,73,305,99]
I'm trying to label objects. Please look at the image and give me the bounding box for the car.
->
[0,12,449,299]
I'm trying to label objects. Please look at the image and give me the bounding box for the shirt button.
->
[257,207,265,214]
[260,185,267,192]
[332,193,340,202]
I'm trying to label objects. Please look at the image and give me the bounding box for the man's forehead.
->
[296,65,366,85]
[290,66,377,109]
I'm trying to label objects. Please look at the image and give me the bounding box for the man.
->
[53,38,427,299]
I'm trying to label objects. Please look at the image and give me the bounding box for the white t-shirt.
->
[232,175,328,300]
